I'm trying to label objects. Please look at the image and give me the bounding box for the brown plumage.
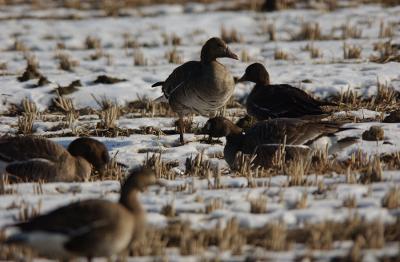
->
[0,136,109,182]
[67,137,110,172]
[202,117,355,169]
[4,167,156,260]
[238,63,336,120]
[153,37,238,144]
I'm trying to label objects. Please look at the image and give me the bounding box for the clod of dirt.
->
[51,80,82,95]
[383,110,400,123]
[37,76,51,86]
[362,126,384,141]
[17,63,42,82]
[93,75,127,84]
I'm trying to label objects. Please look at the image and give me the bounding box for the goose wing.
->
[245,118,341,146]
[0,136,67,163]
[10,200,117,239]
[247,84,328,119]
[6,158,61,182]
[157,61,202,99]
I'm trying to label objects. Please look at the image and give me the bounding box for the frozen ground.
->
[0,2,399,261]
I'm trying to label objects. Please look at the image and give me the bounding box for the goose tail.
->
[152,81,164,88]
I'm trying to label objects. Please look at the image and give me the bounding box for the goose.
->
[152,37,238,144]
[67,137,110,173]
[0,136,109,182]
[202,117,357,169]
[4,167,156,260]
[238,63,336,120]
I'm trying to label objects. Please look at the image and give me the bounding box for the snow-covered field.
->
[0,1,399,261]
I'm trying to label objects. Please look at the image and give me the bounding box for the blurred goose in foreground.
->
[238,63,336,120]
[0,136,109,182]
[152,37,238,144]
[4,167,156,260]
[202,117,358,169]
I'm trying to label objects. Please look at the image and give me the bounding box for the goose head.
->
[238,63,270,85]
[202,117,243,138]
[119,167,156,213]
[67,137,110,173]
[200,37,238,62]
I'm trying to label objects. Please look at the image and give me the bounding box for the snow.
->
[0,1,399,261]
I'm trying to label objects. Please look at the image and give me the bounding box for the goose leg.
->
[178,116,185,145]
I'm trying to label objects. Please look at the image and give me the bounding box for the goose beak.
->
[237,73,247,82]
[199,122,211,135]
[225,47,239,60]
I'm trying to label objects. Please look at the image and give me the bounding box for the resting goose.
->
[202,117,357,169]
[238,63,336,120]
[0,136,109,182]
[4,167,156,260]
[152,37,238,144]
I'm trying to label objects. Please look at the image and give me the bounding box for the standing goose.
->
[238,63,336,120]
[202,117,357,169]
[152,37,238,144]
[4,167,156,260]
[0,136,109,182]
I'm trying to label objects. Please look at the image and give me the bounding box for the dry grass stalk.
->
[56,52,79,71]
[287,159,309,186]
[249,195,267,214]
[232,153,258,185]
[165,48,182,64]
[17,113,35,134]
[129,227,166,256]
[91,94,116,110]
[304,43,323,58]
[21,98,38,115]
[359,156,383,184]
[185,152,213,178]
[122,33,139,49]
[373,79,398,107]
[343,195,357,208]
[133,49,148,66]
[240,49,251,62]
[274,49,290,60]
[0,176,16,195]
[371,40,400,63]
[306,222,334,250]
[258,223,290,251]
[144,153,176,180]
[53,94,79,131]
[99,105,119,129]
[0,61,7,71]
[343,43,362,59]
[161,202,176,217]
[100,156,125,181]
[382,187,400,209]
[342,23,362,39]
[295,192,308,209]
[9,37,28,52]
[16,200,42,222]
[379,21,394,38]
[220,25,243,43]
[205,198,223,214]
[85,35,101,49]
[294,22,322,40]
[32,181,44,195]
[162,32,181,46]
